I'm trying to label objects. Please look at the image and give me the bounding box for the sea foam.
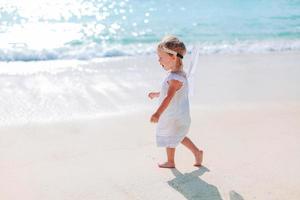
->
[0,40,299,62]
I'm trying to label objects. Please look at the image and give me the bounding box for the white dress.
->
[156,71,191,148]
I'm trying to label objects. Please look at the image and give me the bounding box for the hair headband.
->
[162,46,184,59]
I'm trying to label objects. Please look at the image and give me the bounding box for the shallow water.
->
[1,53,300,126]
[0,57,160,125]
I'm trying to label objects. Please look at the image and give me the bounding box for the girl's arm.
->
[150,80,183,123]
[148,92,160,99]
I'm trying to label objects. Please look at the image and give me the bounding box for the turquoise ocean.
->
[1,0,300,61]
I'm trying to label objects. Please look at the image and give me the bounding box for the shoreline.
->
[1,50,300,64]
[1,51,300,127]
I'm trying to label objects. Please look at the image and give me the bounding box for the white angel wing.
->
[186,45,201,98]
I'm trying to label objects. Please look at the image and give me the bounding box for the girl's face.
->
[157,48,176,71]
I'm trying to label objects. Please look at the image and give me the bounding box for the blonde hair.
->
[157,35,186,71]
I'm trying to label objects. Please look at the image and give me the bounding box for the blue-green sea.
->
[0,0,300,61]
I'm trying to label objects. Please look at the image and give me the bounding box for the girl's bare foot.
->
[194,150,203,167]
[158,162,175,168]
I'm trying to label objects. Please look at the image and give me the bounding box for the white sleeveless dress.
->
[156,71,191,148]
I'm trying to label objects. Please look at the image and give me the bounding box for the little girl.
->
[149,35,203,168]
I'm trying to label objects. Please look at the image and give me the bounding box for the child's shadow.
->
[167,166,222,200]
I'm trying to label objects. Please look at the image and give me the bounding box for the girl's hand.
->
[148,92,160,99]
[150,112,160,123]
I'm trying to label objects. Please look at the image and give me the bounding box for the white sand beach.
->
[1,52,300,200]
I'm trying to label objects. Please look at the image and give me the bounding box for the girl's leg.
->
[158,148,176,168]
[181,137,203,166]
